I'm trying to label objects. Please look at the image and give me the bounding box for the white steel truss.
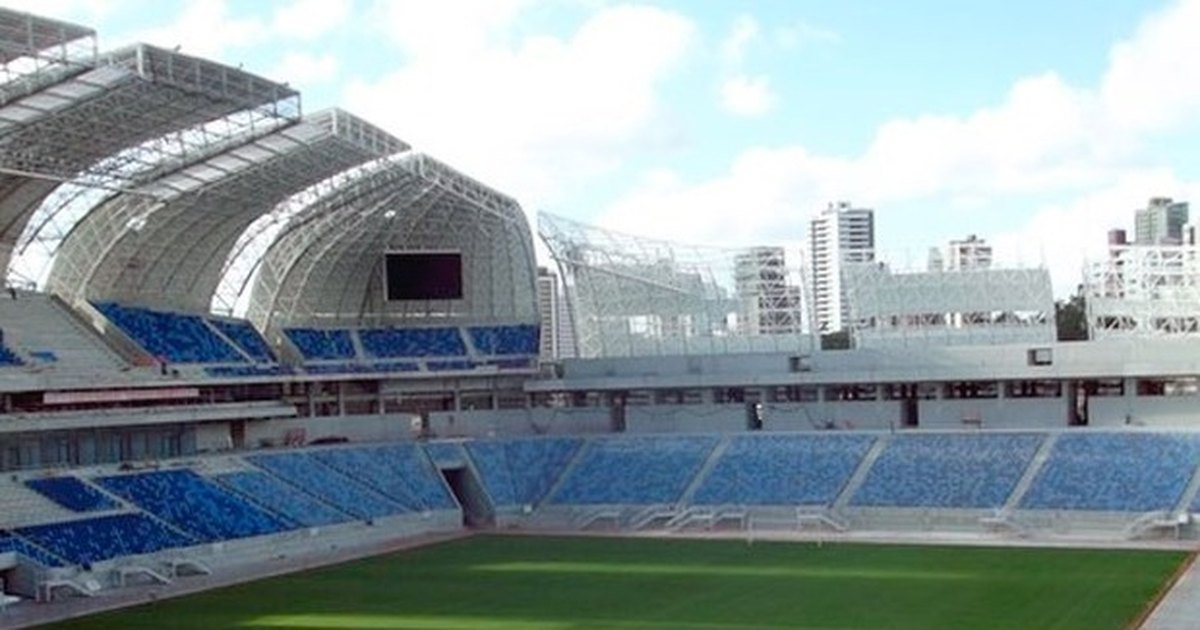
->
[1083,244,1200,338]
[538,212,814,358]
[45,109,401,312]
[247,153,537,334]
[0,8,95,105]
[845,264,1055,348]
[0,43,298,280]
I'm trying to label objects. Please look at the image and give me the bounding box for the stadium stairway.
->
[1172,462,1200,514]
[676,434,733,505]
[831,435,888,509]
[1002,433,1059,512]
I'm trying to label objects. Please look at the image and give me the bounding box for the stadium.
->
[0,7,1199,630]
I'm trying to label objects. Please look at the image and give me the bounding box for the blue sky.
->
[15,0,1200,296]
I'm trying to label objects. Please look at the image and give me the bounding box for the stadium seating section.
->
[851,433,1044,508]
[16,514,194,567]
[95,302,244,364]
[551,435,720,505]
[467,325,539,356]
[466,437,581,507]
[359,327,467,358]
[26,477,120,513]
[247,452,405,519]
[96,470,287,541]
[1021,432,1200,512]
[0,531,63,566]
[208,318,276,362]
[693,434,874,506]
[214,471,352,528]
[311,444,457,511]
[284,328,357,360]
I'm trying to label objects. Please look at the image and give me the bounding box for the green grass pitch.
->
[47,535,1187,630]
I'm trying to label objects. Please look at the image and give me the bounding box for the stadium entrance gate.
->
[436,464,493,528]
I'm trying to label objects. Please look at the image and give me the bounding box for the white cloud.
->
[271,0,352,40]
[719,74,777,117]
[719,14,759,65]
[601,0,1200,296]
[130,0,266,58]
[272,51,339,86]
[774,21,841,48]
[345,3,695,207]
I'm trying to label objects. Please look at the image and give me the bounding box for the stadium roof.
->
[0,42,298,279]
[47,109,404,312]
[246,153,537,332]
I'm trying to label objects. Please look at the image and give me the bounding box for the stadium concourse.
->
[3,7,1200,630]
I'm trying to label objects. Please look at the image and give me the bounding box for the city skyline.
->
[12,0,1200,298]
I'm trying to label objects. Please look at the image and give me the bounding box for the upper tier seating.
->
[26,477,119,513]
[214,471,352,528]
[247,452,404,520]
[16,513,194,567]
[96,470,288,541]
[0,292,125,372]
[693,434,874,506]
[359,327,467,358]
[852,433,1044,508]
[1021,432,1200,512]
[311,444,456,511]
[284,328,356,360]
[95,302,244,364]
[208,318,276,363]
[466,437,581,507]
[468,325,539,356]
[551,435,720,505]
[0,531,62,566]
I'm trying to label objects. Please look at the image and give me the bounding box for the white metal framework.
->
[0,8,95,104]
[0,43,298,283]
[246,153,537,335]
[539,212,814,358]
[845,264,1055,348]
[46,109,400,312]
[1084,244,1200,338]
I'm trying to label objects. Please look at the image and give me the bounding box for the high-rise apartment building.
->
[1134,197,1190,245]
[944,234,993,271]
[809,201,874,334]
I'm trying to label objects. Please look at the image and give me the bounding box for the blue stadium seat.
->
[359,327,467,358]
[96,470,289,542]
[468,325,539,356]
[94,302,244,364]
[16,514,194,567]
[311,444,457,511]
[694,434,874,506]
[551,435,720,505]
[284,328,357,360]
[208,318,276,362]
[214,471,353,527]
[26,477,119,513]
[466,437,581,507]
[0,531,63,566]
[1022,432,1200,512]
[852,433,1043,508]
[248,452,405,519]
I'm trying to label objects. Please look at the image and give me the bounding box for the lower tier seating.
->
[466,437,581,507]
[551,435,720,505]
[25,477,119,513]
[214,471,353,528]
[247,452,405,520]
[311,445,457,511]
[693,434,875,506]
[16,514,194,567]
[96,470,288,542]
[1021,432,1200,512]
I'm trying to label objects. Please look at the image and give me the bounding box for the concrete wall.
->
[244,414,419,447]
[428,407,611,439]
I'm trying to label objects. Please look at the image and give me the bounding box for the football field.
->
[47,535,1188,630]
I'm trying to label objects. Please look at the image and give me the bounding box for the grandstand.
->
[2,6,1200,628]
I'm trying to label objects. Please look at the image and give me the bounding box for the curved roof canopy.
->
[0,43,297,277]
[247,153,537,332]
[48,109,405,311]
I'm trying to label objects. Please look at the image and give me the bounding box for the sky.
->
[12,0,1200,297]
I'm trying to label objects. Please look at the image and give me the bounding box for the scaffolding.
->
[538,212,814,358]
[1083,244,1200,338]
